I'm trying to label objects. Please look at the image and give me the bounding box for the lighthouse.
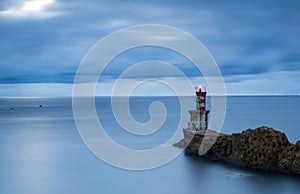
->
[187,85,209,133]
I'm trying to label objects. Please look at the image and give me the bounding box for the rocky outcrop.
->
[178,126,300,175]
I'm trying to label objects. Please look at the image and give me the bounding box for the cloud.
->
[0,83,72,96]
[0,0,299,95]
[3,70,300,97]
[0,0,61,19]
[224,70,300,95]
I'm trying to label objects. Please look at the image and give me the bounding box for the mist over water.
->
[0,96,300,194]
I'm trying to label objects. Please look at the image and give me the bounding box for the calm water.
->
[0,96,300,194]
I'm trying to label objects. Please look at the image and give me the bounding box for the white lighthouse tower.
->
[187,85,209,133]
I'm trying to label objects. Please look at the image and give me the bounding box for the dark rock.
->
[179,126,300,175]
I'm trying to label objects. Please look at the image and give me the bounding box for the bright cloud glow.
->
[1,0,59,18]
[22,0,55,11]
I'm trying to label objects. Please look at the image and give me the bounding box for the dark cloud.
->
[0,0,299,88]
[221,63,268,76]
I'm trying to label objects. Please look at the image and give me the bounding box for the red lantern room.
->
[196,85,206,110]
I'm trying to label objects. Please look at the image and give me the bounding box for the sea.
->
[0,96,300,194]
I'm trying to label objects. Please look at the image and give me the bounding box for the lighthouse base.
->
[173,128,220,148]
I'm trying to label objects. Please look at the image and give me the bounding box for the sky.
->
[0,0,299,96]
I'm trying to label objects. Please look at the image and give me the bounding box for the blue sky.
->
[0,0,299,96]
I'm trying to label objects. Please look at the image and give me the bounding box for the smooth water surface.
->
[0,96,300,194]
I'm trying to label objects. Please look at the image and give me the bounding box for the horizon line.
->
[0,94,299,98]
